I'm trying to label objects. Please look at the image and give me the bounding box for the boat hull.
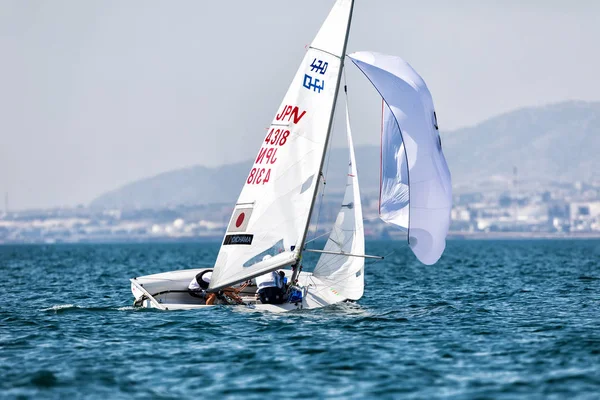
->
[130,268,348,312]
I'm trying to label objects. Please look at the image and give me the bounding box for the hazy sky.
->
[1,0,599,210]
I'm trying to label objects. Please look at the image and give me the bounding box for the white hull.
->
[131,268,350,313]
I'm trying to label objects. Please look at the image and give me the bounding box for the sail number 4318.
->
[247,129,288,185]
[247,105,306,186]
[264,129,290,146]
[247,128,290,185]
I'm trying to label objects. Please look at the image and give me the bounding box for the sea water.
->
[1,240,599,399]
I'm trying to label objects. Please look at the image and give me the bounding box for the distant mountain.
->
[90,147,381,210]
[443,101,600,186]
[91,162,249,210]
[90,101,600,209]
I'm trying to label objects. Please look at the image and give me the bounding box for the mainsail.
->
[312,101,365,301]
[209,0,355,291]
[349,52,452,265]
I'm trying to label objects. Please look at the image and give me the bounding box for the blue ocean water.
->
[1,240,599,399]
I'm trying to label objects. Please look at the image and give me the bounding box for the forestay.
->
[209,0,354,291]
[312,101,365,301]
[349,52,452,265]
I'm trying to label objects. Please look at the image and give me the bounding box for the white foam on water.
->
[41,304,76,312]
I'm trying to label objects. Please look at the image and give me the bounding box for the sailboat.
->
[130,0,452,312]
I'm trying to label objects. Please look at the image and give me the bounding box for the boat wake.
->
[40,304,76,312]
[40,304,159,314]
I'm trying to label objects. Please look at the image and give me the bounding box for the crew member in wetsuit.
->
[255,270,286,304]
[188,270,217,305]
[189,269,248,305]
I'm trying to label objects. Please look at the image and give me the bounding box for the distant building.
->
[570,201,600,232]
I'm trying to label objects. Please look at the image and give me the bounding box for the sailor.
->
[188,270,217,305]
[255,266,286,304]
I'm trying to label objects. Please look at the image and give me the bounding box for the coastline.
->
[2,232,600,245]
[447,231,600,240]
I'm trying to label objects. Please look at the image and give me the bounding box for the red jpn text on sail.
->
[275,105,307,125]
[247,106,307,185]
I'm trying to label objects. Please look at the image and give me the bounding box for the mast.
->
[297,0,355,259]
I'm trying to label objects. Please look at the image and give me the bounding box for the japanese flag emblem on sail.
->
[227,207,253,233]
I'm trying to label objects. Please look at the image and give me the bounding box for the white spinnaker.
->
[349,52,452,265]
[312,101,365,301]
[209,0,354,291]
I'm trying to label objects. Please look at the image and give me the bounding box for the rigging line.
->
[311,176,327,242]
[308,249,397,298]
[309,223,367,253]
[343,65,349,97]
[305,249,383,259]
[309,95,339,248]
[311,225,368,273]
[311,239,393,292]
[365,250,396,266]
[304,229,333,245]
[309,68,350,249]
[312,234,360,273]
